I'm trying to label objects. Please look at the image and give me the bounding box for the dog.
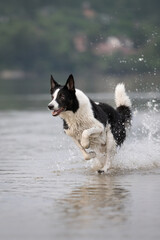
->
[48,74,132,173]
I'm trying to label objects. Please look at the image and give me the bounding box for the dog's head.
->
[48,74,79,116]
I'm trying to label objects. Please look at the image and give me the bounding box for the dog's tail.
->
[115,83,132,127]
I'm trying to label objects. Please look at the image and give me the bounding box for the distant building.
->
[94,36,134,55]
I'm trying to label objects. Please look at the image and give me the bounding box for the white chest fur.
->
[60,89,105,145]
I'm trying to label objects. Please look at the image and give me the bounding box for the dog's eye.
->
[51,96,54,100]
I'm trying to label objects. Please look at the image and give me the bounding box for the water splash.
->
[50,101,160,173]
[113,101,160,170]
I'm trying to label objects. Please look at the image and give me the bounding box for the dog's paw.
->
[97,170,105,174]
[81,136,90,149]
[84,151,96,160]
[81,140,90,149]
[97,164,111,174]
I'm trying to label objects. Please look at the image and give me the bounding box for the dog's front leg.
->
[73,139,96,160]
[81,126,105,149]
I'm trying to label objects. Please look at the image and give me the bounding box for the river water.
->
[0,93,160,240]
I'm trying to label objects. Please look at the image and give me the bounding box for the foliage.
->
[0,0,159,75]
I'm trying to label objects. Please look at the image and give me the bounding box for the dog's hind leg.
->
[98,128,116,174]
[73,139,96,160]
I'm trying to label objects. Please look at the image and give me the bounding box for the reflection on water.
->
[0,92,160,240]
[59,175,129,227]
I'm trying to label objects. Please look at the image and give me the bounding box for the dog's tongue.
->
[52,110,59,116]
[52,108,63,116]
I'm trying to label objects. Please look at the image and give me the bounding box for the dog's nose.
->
[48,104,54,110]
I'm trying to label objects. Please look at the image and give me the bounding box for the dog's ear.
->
[50,75,59,89]
[65,74,75,91]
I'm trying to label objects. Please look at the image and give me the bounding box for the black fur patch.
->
[89,100,108,126]
[90,101,129,146]
[55,87,79,113]
[117,105,132,125]
[63,119,69,130]
[98,102,127,146]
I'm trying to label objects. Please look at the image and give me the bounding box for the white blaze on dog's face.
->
[48,75,62,116]
[49,88,61,112]
[48,74,79,117]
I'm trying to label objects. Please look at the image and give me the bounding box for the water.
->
[0,94,160,240]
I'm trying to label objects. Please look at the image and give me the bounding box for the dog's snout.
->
[48,104,54,110]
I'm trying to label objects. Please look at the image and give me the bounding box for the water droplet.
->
[138,57,144,62]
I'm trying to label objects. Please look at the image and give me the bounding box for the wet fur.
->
[48,75,132,173]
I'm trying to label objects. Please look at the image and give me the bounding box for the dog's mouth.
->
[52,107,65,116]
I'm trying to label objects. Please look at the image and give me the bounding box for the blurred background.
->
[1,2,160,239]
[0,0,159,109]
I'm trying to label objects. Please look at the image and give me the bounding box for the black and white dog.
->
[48,74,132,173]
